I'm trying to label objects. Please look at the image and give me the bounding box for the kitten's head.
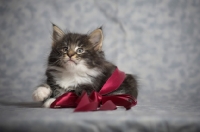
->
[48,24,105,70]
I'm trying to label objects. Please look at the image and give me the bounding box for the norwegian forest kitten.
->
[33,24,138,108]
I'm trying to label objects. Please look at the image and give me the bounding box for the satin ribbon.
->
[50,68,137,112]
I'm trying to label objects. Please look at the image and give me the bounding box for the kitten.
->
[33,24,138,108]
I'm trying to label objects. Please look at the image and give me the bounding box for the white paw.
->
[32,86,51,102]
[43,98,56,108]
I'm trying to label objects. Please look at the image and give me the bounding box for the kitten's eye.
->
[63,46,69,53]
[76,48,84,54]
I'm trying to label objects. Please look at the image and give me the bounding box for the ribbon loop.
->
[89,91,102,106]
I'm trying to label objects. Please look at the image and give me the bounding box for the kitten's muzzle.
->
[64,59,77,65]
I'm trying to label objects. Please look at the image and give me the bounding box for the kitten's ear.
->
[89,27,103,51]
[52,24,64,42]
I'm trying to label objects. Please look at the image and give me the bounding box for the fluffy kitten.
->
[33,24,138,108]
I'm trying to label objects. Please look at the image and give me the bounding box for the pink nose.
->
[67,50,75,57]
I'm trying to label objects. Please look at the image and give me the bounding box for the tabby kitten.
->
[33,24,138,108]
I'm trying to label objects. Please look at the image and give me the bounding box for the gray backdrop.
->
[0,0,200,132]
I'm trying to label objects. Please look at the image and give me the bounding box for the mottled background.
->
[0,0,200,131]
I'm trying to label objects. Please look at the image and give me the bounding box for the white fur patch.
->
[43,98,56,108]
[48,60,101,90]
[33,86,52,102]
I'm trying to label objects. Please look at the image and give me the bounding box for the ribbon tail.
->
[99,100,117,111]
[74,102,98,112]
[101,94,137,110]
[74,92,98,112]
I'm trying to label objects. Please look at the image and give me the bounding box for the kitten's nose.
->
[67,50,75,57]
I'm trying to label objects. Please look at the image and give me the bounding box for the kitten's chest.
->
[52,68,101,90]
[55,72,93,89]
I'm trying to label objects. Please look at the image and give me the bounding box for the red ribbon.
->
[50,68,137,112]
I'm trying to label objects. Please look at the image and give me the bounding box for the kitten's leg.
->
[43,98,56,108]
[108,74,138,99]
[42,85,93,108]
[43,88,66,108]
[32,84,52,102]
[52,88,67,98]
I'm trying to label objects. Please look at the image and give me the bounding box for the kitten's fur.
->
[33,24,138,108]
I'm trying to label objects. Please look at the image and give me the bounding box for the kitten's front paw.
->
[43,98,56,108]
[33,86,51,102]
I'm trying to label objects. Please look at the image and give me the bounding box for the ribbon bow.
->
[50,68,137,112]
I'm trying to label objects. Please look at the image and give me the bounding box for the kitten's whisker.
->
[52,49,62,56]
[49,57,62,59]
[49,59,61,66]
